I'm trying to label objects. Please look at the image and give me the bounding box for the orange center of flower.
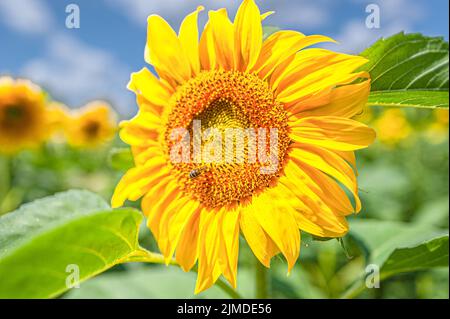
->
[0,103,34,135]
[164,70,291,209]
[83,120,101,138]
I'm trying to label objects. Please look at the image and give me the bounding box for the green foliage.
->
[64,266,254,299]
[360,32,449,109]
[381,235,448,277]
[108,147,134,171]
[349,220,448,279]
[0,190,142,298]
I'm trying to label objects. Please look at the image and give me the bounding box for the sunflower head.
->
[0,76,55,154]
[64,101,117,149]
[112,0,376,294]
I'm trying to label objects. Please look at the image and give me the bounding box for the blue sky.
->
[1,0,448,117]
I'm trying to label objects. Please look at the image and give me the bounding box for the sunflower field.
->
[0,0,448,300]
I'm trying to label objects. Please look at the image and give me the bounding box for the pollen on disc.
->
[163,70,291,208]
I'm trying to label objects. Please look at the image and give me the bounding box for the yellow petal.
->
[127,67,171,111]
[275,180,349,237]
[261,11,275,21]
[176,211,201,271]
[252,32,334,78]
[111,156,168,207]
[290,146,361,212]
[179,6,204,75]
[131,143,164,166]
[124,111,162,131]
[270,48,339,92]
[277,55,369,106]
[290,116,376,151]
[195,209,223,294]
[300,163,356,215]
[250,193,300,272]
[159,197,199,263]
[335,150,358,175]
[208,9,235,70]
[283,160,354,215]
[140,177,170,217]
[199,21,216,70]
[297,81,371,119]
[240,208,280,267]
[119,111,161,147]
[219,208,239,288]
[146,15,191,85]
[119,123,159,147]
[234,0,262,71]
[145,180,182,240]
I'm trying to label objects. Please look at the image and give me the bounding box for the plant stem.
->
[119,247,243,299]
[0,156,12,215]
[255,258,269,299]
[340,280,366,299]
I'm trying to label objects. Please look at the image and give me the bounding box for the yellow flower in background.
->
[373,109,412,145]
[434,108,449,126]
[0,76,55,154]
[112,0,376,293]
[46,102,71,141]
[425,109,449,144]
[64,101,117,148]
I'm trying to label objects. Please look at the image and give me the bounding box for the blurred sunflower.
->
[64,101,117,149]
[425,109,449,144]
[0,76,55,154]
[112,0,376,293]
[46,102,71,142]
[373,109,412,145]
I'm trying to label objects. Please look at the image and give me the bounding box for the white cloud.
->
[107,0,237,29]
[331,0,426,53]
[0,0,54,34]
[21,33,134,116]
[258,0,331,30]
[107,0,330,30]
[277,4,328,28]
[329,19,410,54]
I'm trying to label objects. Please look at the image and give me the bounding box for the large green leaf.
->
[349,219,448,275]
[381,235,448,278]
[360,32,449,109]
[0,190,143,298]
[342,219,448,298]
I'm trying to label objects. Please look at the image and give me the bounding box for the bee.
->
[189,166,208,179]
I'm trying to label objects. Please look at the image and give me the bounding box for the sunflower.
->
[0,76,54,154]
[373,109,411,145]
[425,109,449,144]
[112,0,376,293]
[64,101,117,148]
[46,102,71,141]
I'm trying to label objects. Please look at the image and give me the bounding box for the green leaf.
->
[381,235,448,278]
[341,220,448,298]
[360,32,449,109]
[0,190,143,298]
[349,219,448,274]
[108,147,134,171]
